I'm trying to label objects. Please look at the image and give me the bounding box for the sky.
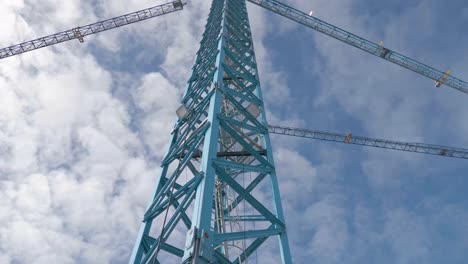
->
[0,0,468,263]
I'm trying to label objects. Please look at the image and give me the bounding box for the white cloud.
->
[0,1,186,262]
[1,0,466,263]
[248,3,293,107]
[132,72,180,159]
[253,0,468,263]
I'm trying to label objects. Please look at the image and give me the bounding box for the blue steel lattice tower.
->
[130,0,292,263]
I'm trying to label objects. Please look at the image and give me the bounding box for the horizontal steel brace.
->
[212,159,273,174]
[186,149,267,159]
[213,227,284,243]
[223,215,267,222]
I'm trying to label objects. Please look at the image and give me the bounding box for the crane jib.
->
[0,0,184,60]
[268,124,468,160]
[247,0,468,94]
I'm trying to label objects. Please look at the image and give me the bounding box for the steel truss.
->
[247,0,468,94]
[0,0,184,60]
[130,0,292,263]
[269,125,468,160]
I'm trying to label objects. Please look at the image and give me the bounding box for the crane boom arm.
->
[247,0,468,94]
[268,125,468,160]
[0,0,184,60]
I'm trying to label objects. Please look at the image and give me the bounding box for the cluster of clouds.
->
[0,0,208,263]
[255,0,468,263]
[1,0,467,263]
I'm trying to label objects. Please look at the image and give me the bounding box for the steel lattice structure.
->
[1,0,467,263]
[247,0,468,94]
[269,125,468,160]
[0,0,184,60]
[130,0,291,262]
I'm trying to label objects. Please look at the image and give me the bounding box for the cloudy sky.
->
[1,0,468,263]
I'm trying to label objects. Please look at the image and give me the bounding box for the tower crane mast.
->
[247,0,468,94]
[1,1,467,263]
[0,0,184,60]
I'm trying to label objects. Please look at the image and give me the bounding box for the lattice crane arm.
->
[268,124,468,160]
[0,0,185,60]
[247,0,468,95]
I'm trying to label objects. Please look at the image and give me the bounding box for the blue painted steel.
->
[0,0,184,60]
[214,167,284,227]
[269,124,468,159]
[213,225,283,243]
[160,242,185,257]
[130,0,292,263]
[212,159,273,174]
[233,236,268,264]
[247,0,468,94]
[251,47,293,262]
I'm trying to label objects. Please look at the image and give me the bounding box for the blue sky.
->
[0,0,467,263]
[256,0,468,263]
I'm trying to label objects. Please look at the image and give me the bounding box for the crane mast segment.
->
[247,0,468,94]
[0,0,184,60]
[268,125,468,160]
[130,0,292,263]
[1,1,466,263]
